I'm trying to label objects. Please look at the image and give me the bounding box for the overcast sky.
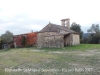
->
[0,0,100,35]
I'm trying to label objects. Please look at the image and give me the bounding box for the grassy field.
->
[0,44,100,75]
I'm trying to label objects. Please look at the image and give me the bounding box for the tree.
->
[87,24,99,33]
[1,30,13,44]
[0,38,2,43]
[21,35,26,47]
[70,22,83,39]
[87,24,100,44]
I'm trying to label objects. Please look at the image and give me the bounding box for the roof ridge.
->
[49,23,61,26]
[39,23,78,34]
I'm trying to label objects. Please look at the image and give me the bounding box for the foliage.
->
[70,22,81,32]
[0,38,3,49]
[26,32,37,45]
[82,24,100,44]
[0,38,2,43]
[1,30,13,43]
[88,33,100,44]
[70,22,83,39]
[81,37,89,44]
[87,24,99,33]
[88,24,100,44]
[21,35,26,47]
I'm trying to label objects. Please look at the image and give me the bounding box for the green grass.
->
[0,44,100,75]
[40,44,100,51]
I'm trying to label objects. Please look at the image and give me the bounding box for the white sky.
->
[0,0,100,35]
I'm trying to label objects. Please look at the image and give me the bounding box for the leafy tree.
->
[21,35,26,47]
[1,31,13,44]
[87,24,99,33]
[1,31,13,48]
[87,24,100,44]
[0,38,2,43]
[70,22,83,39]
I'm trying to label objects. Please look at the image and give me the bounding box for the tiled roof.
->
[39,23,78,34]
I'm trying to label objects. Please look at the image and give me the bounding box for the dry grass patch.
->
[0,45,100,75]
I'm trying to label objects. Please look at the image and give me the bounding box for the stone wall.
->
[37,32,59,48]
[72,34,80,45]
[37,32,80,48]
[44,35,64,48]
[37,33,44,48]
